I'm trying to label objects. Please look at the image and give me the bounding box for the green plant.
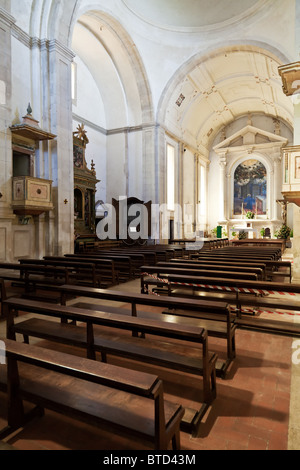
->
[260,227,265,237]
[238,230,247,240]
[274,224,291,239]
[246,211,255,219]
[211,227,217,237]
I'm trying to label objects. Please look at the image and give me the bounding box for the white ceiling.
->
[163,46,293,152]
[72,5,293,153]
[121,0,262,29]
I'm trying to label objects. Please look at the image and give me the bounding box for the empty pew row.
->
[5,281,235,378]
[42,256,118,286]
[140,271,300,337]
[167,258,292,283]
[0,339,184,449]
[4,296,218,435]
[156,261,265,280]
[189,252,291,282]
[198,245,282,260]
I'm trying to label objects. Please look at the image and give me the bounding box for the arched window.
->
[233,159,267,216]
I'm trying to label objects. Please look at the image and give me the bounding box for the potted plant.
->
[274,224,291,239]
[246,211,255,219]
[238,230,247,240]
[260,227,265,238]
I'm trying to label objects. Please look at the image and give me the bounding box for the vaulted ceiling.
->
[162,46,293,154]
[71,2,293,155]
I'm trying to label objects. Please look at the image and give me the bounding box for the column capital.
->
[48,39,75,62]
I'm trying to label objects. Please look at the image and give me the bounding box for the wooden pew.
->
[70,299,236,377]
[196,252,278,261]
[19,258,101,287]
[4,297,218,434]
[43,256,118,287]
[168,258,267,279]
[140,265,259,284]
[140,273,300,337]
[231,238,285,252]
[67,253,135,281]
[0,338,184,449]
[35,284,234,377]
[0,262,71,291]
[64,252,144,277]
[156,261,265,280]
[204,246,282,260]
[190,255,291,282]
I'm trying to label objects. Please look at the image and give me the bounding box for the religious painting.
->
[233,159,267,215]
[73,144,84,169]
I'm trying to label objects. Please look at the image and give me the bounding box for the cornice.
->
[9,19,75,62]
[0,7,16,28]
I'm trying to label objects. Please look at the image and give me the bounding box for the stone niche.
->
[213,118,288,238]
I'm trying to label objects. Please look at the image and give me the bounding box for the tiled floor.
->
[0,276,298,451]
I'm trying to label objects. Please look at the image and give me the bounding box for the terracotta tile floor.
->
[0,278,296,451]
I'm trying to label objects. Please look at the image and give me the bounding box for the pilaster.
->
[47,39,75,255]
[0,6,15,261]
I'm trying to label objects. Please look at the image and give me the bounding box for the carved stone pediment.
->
[213,124,287,154]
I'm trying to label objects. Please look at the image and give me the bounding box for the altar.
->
[226,219,278,240]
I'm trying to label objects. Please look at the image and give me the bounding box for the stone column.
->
[47,40,75,255]
[273,154,283,221]
[194,153,199,235]
[218,152,227,224]
[0,7,16,261]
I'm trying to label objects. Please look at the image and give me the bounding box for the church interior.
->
[1,0,300,452]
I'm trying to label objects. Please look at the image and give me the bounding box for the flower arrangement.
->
[274,224,291,239]
[238,230,247,240]
[245,211,255,219]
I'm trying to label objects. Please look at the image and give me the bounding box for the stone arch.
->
[156,42,293,154]
[29,1,154,126]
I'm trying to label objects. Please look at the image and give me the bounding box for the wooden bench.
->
[141,273,300,337]
[71,300,236,377]
[204,246,282,260]
[0,338,184,449]
[231,238,285,252]
[64,253,144,278]
[168,258,267,279]
[140,266,258,299]
[195,252,279,261]
[156,261,265,280]
[190,255,291,282]
[19,258,102,287]
[0,263,71,291]
[169,257,292,283]
[69,253,135,281]
[4,297,217,434]
[44,256,119,287]
[53,284,234,377]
